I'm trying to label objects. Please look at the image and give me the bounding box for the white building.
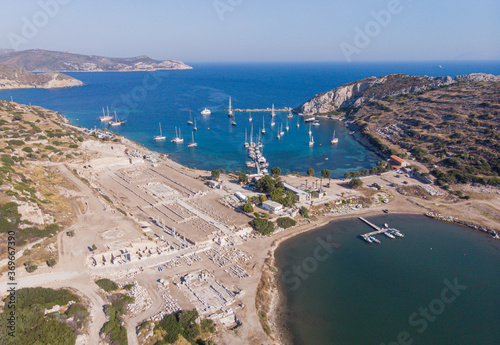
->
[261,200,283,213]
[283,182,310,202]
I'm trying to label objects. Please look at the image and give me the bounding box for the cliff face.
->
[0,49,192,72]
[295,73,500,114]
[0,63,83,90]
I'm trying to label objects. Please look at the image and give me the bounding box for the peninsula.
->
[0,63,83,90]
[0,49,192,72]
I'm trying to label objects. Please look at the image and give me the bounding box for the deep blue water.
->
[1,61,499,176]
[275,215,500,345]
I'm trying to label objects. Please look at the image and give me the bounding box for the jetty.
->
[358,217,404,242]
[231,108,291,113]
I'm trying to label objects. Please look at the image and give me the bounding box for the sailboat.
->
[187,110,193,125]
[249,112,252,122]
[154,122,166,141]
[297,119,300,128]
[171,127,184,143]
[250,125,255,147]
[331,130,339,145]
[244,129,249,148]
[271,119,275,127]
[280,123,285,136]
[261,117,266,134]
[228,97,234,117]
[286,119,289,131]
[309,133,314,146]
[99,107,113,122]
[193,119,197,131]
[271,104,276,117]
[308,123,312,135]
[188,132,197,148]
[287,110,293,118]
[277,129,281,139]
[109,111,126,126]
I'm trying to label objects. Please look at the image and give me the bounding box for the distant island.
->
[0,48,192,72]
[0,63,83,90]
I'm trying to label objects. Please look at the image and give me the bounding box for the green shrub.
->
[277,217,296,229]
[243,203,254,213]
[300,206,309,218]
[95,278,118,292]
[250,218,275,236]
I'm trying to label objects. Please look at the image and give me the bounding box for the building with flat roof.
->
[261,200,283,213]
[283,182,310,202]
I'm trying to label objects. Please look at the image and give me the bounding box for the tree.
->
[299,206,309,218]
[211,169,220,180]
[250,219,275,236]
[348,178,363,189]
[47,258,57,267]
[307,168,315,176]
[259,195,267,203]
[243,203,254,213]
[270,188,283,202]
[271,167,281,177]
[321,169,331,179]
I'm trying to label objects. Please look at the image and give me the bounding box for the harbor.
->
[358,217,404,243]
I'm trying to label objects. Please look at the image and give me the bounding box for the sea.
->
[1,60,500,177]
[275,214,500,345]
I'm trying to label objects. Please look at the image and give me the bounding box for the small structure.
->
[388,155,408,169]
[283,182,310,202]
[261,200,283,213]
[207,180,220,189]
[234,192,247,202]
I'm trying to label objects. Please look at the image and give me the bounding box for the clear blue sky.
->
[1,0,499,62]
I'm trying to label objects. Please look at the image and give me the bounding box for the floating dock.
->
[358,217,404,242]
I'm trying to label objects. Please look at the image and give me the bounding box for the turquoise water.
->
[1,61,499,176]
[275,215,500,345]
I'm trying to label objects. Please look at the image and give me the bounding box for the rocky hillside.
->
[0,49,192,72]
[0,63,83,90]
[296,73,500,114]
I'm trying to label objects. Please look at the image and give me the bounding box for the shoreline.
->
[264,208,498,344]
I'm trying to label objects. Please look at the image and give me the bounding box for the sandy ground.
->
[1,131,498,345]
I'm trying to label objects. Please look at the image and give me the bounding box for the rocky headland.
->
[295,73,500,114]
[0,63,83,90]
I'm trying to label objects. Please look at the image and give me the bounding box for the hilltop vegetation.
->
[0,99,100,261]
[347,80,500,186]
[0,287,88,345]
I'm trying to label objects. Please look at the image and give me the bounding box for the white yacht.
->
[331,130,339,144]
[201,108,211,115]
[154,122,166,141]
[99,107,113,122]
[188,132,197,148]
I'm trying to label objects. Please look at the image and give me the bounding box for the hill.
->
[0,63,83,90]
[297,73,500,186]
[296,73,500,114]
[0,49,192,72]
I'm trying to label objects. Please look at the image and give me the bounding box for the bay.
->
[1,61,499,176]
[275,214,500,345]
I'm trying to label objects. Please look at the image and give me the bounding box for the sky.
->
[0,0,499,63]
